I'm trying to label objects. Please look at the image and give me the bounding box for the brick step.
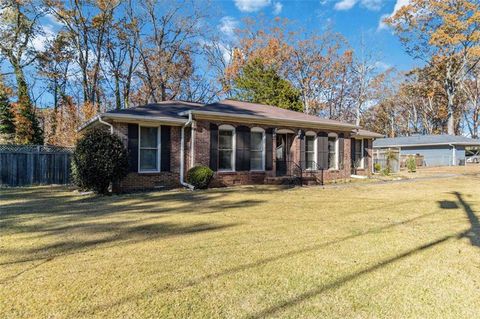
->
[264,175,321,186]
[264,176,300,185]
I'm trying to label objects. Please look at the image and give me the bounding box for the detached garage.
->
[373,135,480,167]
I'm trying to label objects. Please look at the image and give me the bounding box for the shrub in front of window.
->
[406,156,416,173]
[72,127,129,194]
[186,165,214,189]
[374,162,381,173]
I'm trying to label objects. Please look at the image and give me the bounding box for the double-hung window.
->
[218,125,235,171]
[139,126,160,172]
[250,128,265,171]
[305,132,316,170]
[354,139,364,169]
[328,135,338,169]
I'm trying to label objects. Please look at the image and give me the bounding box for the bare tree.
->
[104,0,139,109]
[350,35,379,126]
[46,0,119,109]
[133,0,208,104]
[462,63,480,138]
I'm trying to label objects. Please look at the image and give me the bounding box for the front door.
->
[276,133,291,176]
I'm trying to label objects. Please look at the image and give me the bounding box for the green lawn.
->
[1,173,480,318]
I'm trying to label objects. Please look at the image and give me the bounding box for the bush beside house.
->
[186,165,214,189]
[72,128,129,194]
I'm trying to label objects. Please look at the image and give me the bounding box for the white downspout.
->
[449,144,456,166]
[180,112,195,190]
[98,116,114,134]
[190,119,196,167]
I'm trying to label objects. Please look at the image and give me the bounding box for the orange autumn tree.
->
[226,17,354,117]
[224,17,294,91]
[386,0,480,135]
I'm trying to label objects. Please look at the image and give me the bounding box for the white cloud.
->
[44,13,62,27]
[273,2,283,15]
[334,0,385,11]
[377,13,391,30]
[220,44,233,64]
[334,0,357,10]
[360,0,383,11]
[377,0,410,31]
[234,0,271,12]
[218,16,239,39]
[31,24,55,52]
[375,60,391,71]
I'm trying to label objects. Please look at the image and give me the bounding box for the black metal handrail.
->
[303,160,325,185]
[275,160,325,185]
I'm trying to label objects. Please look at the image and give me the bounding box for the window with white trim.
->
[218,125,235,171]
[305,132,317,170]
[328,134,338,169]
[354,139,364,169]
[139,126,160,172]
[250,128,265,171]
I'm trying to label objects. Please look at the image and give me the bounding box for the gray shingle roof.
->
[104,100,203,120]
[352,129,384,139]
[83,99,361,131]
[194,99,357,129]
[373,134,480,148]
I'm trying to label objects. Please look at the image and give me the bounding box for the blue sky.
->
[214,0,417,71]
[5,0,419,108]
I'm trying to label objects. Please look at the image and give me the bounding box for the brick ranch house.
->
[79,100,383,192]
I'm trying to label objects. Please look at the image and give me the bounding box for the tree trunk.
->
[114,73,121,110]
[446,91,455,135]
[445,65,456,135]
[355,102,361,127]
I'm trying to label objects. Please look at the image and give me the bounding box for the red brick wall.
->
[110,120,373,191]
[112,122,181,192]
[193,119,353,187]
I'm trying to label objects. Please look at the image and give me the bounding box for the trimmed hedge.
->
[72,127,128,194]
[186,165,214,189]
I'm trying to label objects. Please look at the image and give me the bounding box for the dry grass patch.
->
[1,174,480,318]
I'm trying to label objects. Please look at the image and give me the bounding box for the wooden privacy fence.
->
[0,145,73,187]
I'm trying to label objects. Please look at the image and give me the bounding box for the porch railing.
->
[275,160,325,186]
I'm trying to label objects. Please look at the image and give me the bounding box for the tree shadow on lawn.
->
[247,232,464,319]
[439,192,480,248]
[245,192,479,318]
[0,186,266,233]
[84,209,451,316]
[0,186,271,270]
[0,221,240,284]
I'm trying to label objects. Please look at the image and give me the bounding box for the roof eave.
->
[78,113,187,132]
[352,131,384,139]
[103,113,187,125]
[180,110,358,131]
[77,115,101,132]
[374,142,480,148]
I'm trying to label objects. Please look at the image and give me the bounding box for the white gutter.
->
[449,143,456,166]
[374,142,480,148]
[180,111,195,190]
[78,113,187,132]
[190,119,196,167]
[98,116,114,134]
[102,113,187,125]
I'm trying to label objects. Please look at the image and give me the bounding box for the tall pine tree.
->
[0,84,15,141]
[0,1,43,145]
[233,58,303,112]
[14,71,43,145]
